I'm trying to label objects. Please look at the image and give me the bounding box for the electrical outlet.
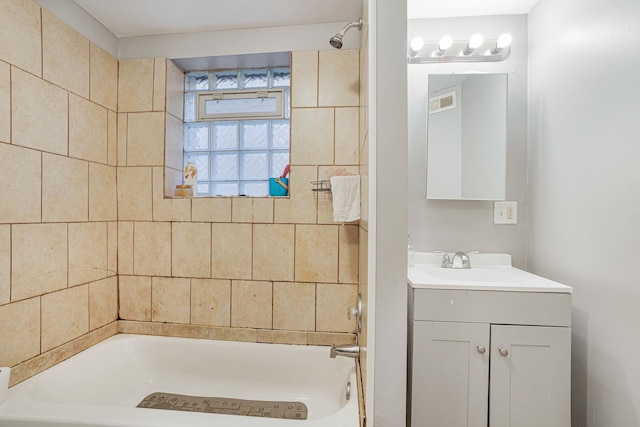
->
[494,201,517,224]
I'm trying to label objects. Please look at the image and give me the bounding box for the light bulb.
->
[463,33,484,55]
[410,37,424,52]
[491,33,513,54]
[497,33,512,49]
[438,35,453,52]
[469,34,484,49]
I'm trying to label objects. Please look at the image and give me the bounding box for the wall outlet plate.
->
[494,201,517,224]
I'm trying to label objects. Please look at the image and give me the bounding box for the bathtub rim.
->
[0,333,360,427]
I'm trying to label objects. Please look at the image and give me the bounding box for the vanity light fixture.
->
[436,35,453,55]
[408,36,424,58]
[491,33,513,54]
[407,33,513,64]
[463,33,484,55]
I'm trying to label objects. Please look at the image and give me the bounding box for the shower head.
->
[330,34,344,49]
[329,18,363,49]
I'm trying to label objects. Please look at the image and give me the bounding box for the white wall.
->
[368,0,408,425]
[408,15,528,268]
[527,0,640,425]
[120,23,361,60]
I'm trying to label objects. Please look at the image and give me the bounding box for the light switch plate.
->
[494,201,517,224]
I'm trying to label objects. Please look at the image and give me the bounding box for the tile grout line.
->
[66,92,70,157]
[333,106,338,167]
[250,222,254,281]
[315,51,320,108]
[88,42,91,104]
[314,282,318,332]
[39,8,43,79]
[315,166,319,224]
[39,295,43,356]
[8,225,12,304]
[149,274,153,324]
[114,222,121,322]
[336,225,341,285]
[66,223,69,289]
[86,282,90,334]
[151,58,157,112]
[9,65,12,145]
[150,167,155,221]
[229,278,233,328]
[40,152,43,223]
[86,162,90,221]
[188,276,192,326]
[131,222,135,277]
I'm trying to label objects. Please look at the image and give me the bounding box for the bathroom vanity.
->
[407,253,572,427]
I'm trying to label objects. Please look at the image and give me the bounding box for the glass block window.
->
[184,68,291,197]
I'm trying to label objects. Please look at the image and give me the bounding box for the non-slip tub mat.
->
[137,392,308,420]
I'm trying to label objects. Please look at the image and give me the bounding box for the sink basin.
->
[408,252,573,293]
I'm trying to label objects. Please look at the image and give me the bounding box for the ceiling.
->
[72,0,539,39]
[408,0,539,19]
[73,0,363,38]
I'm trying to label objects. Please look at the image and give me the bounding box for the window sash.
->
[197,90,284,121]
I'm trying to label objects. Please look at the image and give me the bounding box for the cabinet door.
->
[489,325,571,427]
[411,321,490,427]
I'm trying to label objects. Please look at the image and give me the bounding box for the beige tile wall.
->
[0,0,362,386]
[0,0,118,385]
[12,67,68,155]
[0,61,11,143]
[116,49,361,343]
[0,0,41,76]
[42,10,90,98]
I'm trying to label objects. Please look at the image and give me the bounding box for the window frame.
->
[183,67,291,197]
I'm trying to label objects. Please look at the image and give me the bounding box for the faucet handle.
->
[434,249,451,268]
[346,293,363,334]
[465,251,480,268]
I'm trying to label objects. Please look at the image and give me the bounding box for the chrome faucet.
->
[450,251,480,269]
[450,252,471,269]
[330,293,362,359]
[330,344,360,358]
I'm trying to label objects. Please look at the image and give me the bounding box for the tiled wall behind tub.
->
[117,49,362,346]
[0,0,119,386]
[0,0,362,386]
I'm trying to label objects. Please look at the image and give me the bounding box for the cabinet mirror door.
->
[426,74,507,200]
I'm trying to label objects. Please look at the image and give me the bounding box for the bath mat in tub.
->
[137,392,308,420]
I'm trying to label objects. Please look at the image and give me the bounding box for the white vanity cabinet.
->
[408,259,572,427]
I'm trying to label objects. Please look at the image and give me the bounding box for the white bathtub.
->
[0,334,359,427]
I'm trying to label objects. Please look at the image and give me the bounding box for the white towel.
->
[330,175,360,222]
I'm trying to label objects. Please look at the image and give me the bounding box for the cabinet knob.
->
[476,345,486,354]
[498,347,509,357]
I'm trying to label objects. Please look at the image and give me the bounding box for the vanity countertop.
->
[408,252,573,293]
